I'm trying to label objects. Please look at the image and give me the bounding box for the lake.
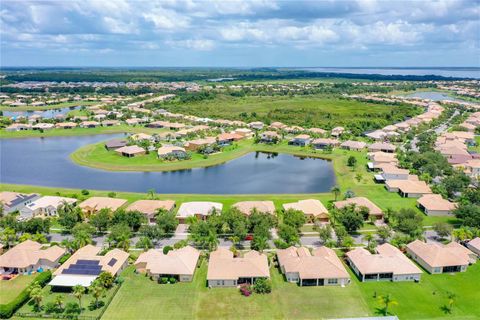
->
[298,67,480,79]
[402,91,467,102]
[2,106,81,119]
[0,135,336,194]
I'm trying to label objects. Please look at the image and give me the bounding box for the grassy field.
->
[162,94,420,128]
[0,101,98,112]
[101,259,480,320]
[17,281,119,318]
[102,263,370,320]
[0,124,169,139]
[0,274,35,304]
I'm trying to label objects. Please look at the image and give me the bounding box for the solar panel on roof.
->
[76,259,100,265]
[107,258,117,267]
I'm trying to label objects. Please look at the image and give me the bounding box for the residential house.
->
[467,238,480,257]
[32,123,54,130]
[385,180,432,198]
[277,246,350,286]
[49,245,128,287]
[184,137,216,151]
[20,196,77,220]
[130,133,154,142]
[333,197,383,222]
[157,146,187,159]
[0,192,40,214]
[331,127,345,137]
[346,244,422,282]
[101,120,120,127]
[282,199,329,223]
[135,246,200,282]
[126,200,176,224]
[176,202,223,223]
[406,240,474,274]
[368,142,396,153]
[104,139,127,150]
[0,240,65,275]
[207,248,269,287]
[260,131,281,143]
[248,121,264,130]
[307,128,327,135]
[79,197,128,215]
[232,128,254,138]
[374,164,410,182]
[340,140,367,151]
[311,138,340,149]
[115,145,146,157]
[417,194,456,216]
[289,134,311,147]
[216,132,243,146]
[5,123,32,131]
[80,121,100,128]
[233,201,275,216]
[367,152,398,170]
[55,122,78,129]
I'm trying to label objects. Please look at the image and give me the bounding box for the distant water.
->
[402,91,466,102]
[3,106,81,120]
[298,67,480,79]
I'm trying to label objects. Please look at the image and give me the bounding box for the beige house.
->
[467,238,480,257]
[282,199,329,223]
[157,146,187,158]
[417,194,456,216]
[406,240,474,274]
[232,201,276,216]
[333,197,383,222]
[277,246,350,286]
[207,248,270,287]
[340,140,367,151]
[115,145,146,157]
[184,137,216,151]
[385,180,432,198]
[346,244,422,282]
[176,202,223,223]
[0,240,65,274]
[50,245,129,287]
[0,191,40,214]
[135,246,200,282]
[20,196,77,220]
[368,142,396,153]
[126,200,176,224]
[79,197,128,215]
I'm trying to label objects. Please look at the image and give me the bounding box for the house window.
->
[327,279,338,284]
[216,281,221,286]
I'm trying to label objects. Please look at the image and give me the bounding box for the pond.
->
[0,135,336,194]
[2,106,81,120]
[402,91,467,102]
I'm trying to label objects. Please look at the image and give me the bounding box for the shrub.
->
[169,277,177,284]
[239,284,252,297]
[59,253,72,264]
[253,278,272,294]
[97,271,115,289]
[107,192,116,198]
[160,277,169,284]
[163,246,173,255]
[64,302,81,315]
[81,189,90,195]
[43,302,57,314]
[273,239,289,249]
[0,271,51,319]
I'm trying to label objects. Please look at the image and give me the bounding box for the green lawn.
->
[468,136,480,153]
[0,274,35,304]
[17,282,120,318]
[356,263,480,320]
[162,94,420,128]
[0,101,98,112]
[0,124,169,139]
[102,262,369,320]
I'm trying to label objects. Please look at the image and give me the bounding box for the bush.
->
[0,271,51,318]
[43,302,57,314]
[107,192,116,198]
[64,302,81,315]
[160,277,169,284]
[273,239,289,249]
[239,284,252,297]
[58,253,71,264]
[252,278,272,294]
[81,189,90,195]
[169,277,177,284]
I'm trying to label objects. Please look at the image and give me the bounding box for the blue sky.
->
[1,0,479,67]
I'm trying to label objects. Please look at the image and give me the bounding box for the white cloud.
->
[167,39,215,50]
[143,8,190,30]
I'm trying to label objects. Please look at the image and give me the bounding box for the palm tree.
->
[331,185,341,201]
[147,189,156,200]
[364,234,375,247]
[1,228,16,248]
[28,283,43,311]
[89,281,104,309]
[446,291,456,312]
[73,285,85,311]
[378,294,398,316]
[54,295,64,311]
[206,231,219,251]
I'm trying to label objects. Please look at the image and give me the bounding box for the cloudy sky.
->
[1,0,479,67]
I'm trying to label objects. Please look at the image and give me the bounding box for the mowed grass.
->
[102,263,369,320]
[357,263,480,320]
[163,94,418,127]
[0,124,169,139]
[0,275,35,304]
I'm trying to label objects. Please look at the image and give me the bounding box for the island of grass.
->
[0,101,99,112]
[159,93,422,130]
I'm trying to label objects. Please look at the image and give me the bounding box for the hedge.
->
[0,270,52,319]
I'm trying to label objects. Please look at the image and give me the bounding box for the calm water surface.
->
[0,134,336,194]
[402,91,467,102]
[3,106,81,119]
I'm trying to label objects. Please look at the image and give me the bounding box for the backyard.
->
[0,275,35,304]
[101,259,480,320]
